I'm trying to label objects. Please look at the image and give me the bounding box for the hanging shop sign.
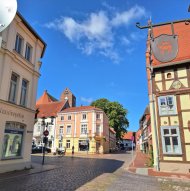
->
[151,35,178,63]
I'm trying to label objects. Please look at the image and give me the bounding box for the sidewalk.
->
[128,150,190,180]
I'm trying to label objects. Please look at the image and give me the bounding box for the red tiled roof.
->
[152,21,190,66]
[60,106,102,113]
[122,131,134,140]
[36,101,66,118]
[36,90,58,105]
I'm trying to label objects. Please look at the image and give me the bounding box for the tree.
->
[91,98,129,139]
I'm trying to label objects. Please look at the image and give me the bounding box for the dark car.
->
[31,146,51,154]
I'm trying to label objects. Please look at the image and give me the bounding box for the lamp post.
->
[136,21,160,171]
[41,116,55,165]
[85,129,89,155]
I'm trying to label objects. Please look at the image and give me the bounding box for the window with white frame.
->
[59,126,64,135]
[8,73,19,103]
[158,95,177,116]
[68,115,71,120]
[58,140,63,149]
[66,140,70,148]
[96,113,100,119]
[161,126,182,154]
[66,125,71,134]
[82,113,86,120]
[81,124,87,134]
[61,116,64,121]
[25,43,32,62]
[20,79,28,106]
[15,34,23,54]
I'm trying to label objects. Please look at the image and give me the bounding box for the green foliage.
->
[91,98,129,139]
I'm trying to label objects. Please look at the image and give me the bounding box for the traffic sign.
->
[43,130,49,136]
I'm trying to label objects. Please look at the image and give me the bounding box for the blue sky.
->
[18,0,190,131]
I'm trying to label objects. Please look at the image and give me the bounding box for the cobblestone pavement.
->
[0,151,189,191]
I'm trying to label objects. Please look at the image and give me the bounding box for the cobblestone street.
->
[0,151,190,191]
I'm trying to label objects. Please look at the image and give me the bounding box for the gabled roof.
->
[122,131,134,140]
[36,101,66,118]
[36,90,58,105]
[60,106,102,113]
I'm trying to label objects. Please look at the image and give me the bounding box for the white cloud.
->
[111,5,146,27]
[44,5,147,63]
[80,97,94,104]
[121,36,131,46]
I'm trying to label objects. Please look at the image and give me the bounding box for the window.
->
[59,126,64,135]
[96,113,100,119]
[15,34,23,54]
[68,115,71,120]
[81,124,87,134]
[66,140,70,148]
[158,95,177,116]
[61,116,64,121]
[58,140,63,149]
[66,125,71,134]
[37,124,41,132]
[96,125,101,136]
[25,43,32,62]
[161,126,182,154]
[8,73,19,103]
[2,122,24,159]
[82,114,86,120]
[20,79,28,106]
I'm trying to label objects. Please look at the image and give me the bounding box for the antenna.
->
[0,0,17,33]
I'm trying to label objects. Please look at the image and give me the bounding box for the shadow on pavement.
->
[0,155,125,191]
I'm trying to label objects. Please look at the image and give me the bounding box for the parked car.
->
[31,146,51,154]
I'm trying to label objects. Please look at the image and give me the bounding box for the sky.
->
[18,0,190,132]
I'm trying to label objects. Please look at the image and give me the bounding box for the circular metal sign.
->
[43,130,49,137]
[151,34,178,63]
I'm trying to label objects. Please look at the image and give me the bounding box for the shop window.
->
[8,73,19,103]
[78,140,89,151]
[158,95,177,116]
[2,122,25,159]
[161,126,182,155]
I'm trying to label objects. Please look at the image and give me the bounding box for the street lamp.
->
[136,21,160,171]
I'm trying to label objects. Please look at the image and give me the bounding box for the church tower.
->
[60,88,76,107]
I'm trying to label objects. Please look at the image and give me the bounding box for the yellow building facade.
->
[56,106,111,154]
